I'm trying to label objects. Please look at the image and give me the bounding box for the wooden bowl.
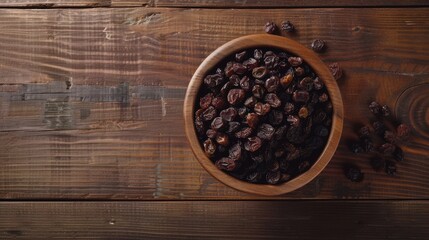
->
[184,34,344,196]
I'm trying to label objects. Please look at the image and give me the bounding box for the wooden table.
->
[0,1,428,239]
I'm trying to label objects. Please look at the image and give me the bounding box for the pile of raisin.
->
[348,101,410,178]
[194,48,333,184]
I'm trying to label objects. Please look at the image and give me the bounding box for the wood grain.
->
[184,34,343,195]
[0,8,428,199]
[0,0,428,8]
[0,0,112,7]
[1,201,428,239]
[153,0,429,8]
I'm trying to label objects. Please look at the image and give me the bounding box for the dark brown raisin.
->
[288,57,303,67]
[329,62,343,80]
[379,143,396,155]
[252,66,268,79]
[216,157,237,171]
[233,62,247,75]
[358,126,371,138]
[281,20,295,32]
[294,67,305,77]
[385,160,397,175]
[229,142,242,161]
[369,101,382,115]
[265,76,280,92]
[202,106,217,121]
[254,102,271,116]
[298,106,309,119]
[211,117,226,131]
[318,93,329,103]
[280,69,294,87]
[227,122,240,133]
[243,58,259,70]
[284,102,295,114]
[264,93,281,108]
[393,147,404,162]
[252,85,266,99]
[266,171,281,184]
[216,133,229,146]
[381,105,391,117]
[220,107,237,122]
[264,22,277,34]
[257,123,275,140]
[224,62,235,77]
[227,89,245,105]
[211,96,226,109]
[269,110,283,126]
[311,39,326,52]
[344,164,364,182]
[351,142,364,154]
[244,96,257,108]
[246,113,260,129]
[298,77,314,91]
[237,107,249,118]
[254,49,263,60]
[244,137,262,152]
[206,129,217,139]
[235,51,246,62]
[203,138,216,156]
[293,90,310,103]
[199,93,213,109]
[372,121,386,136]
[384,131,396,144]
[235,127,252,138]
[286,115,300,127]
[313,77,324,90]
[204,74,224,88]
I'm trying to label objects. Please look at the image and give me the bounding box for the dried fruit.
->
[195,47,333,184]
[246,113,260,129]
[257,123,275,140]
[203,139,216,156]
[281,20,295,32]
[244,137,262,152]
[264,93,281,108]
[252,66,268,79]
[200,93,213,109]
[329,62,343,80]
[220,107,237,122]
[385,160,397,175]
[369,101,382,115]
[227,89,245,105]
[264,22,277,34]
[280,70,294,87]
[344,164,364,182]
[311,39,326,52]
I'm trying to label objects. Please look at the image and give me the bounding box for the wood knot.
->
[395,83,429,141]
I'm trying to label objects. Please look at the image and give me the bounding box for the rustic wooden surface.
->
[0,2,428,239]
[0,7,428,200]
[1,201,428,239]
[1,0,429,7]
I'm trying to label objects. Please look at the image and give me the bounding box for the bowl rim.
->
[184,34,344,196]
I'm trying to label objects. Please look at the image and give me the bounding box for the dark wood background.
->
[0,0,428,239]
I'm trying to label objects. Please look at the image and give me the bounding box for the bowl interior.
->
[184,34,343,196]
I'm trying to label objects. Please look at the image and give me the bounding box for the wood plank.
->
[151,0,429,7]
[0,8,428,199]
[0,201,428,239]
[0,0,112,7]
